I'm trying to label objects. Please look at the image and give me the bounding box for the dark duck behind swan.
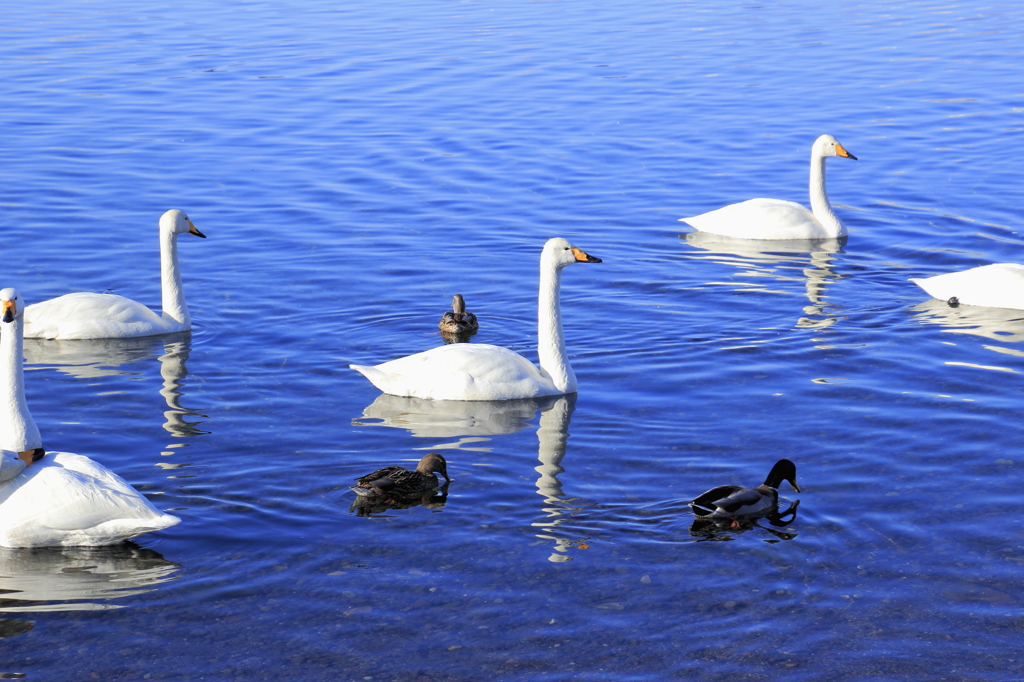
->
[690,458,800,519]
[438,294,479,334]
[350,452,451,499]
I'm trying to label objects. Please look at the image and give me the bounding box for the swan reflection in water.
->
[352,394,591,560]
[689,500,801,542]
[0,543,180,634]
[682,232,846,330]
[24,332,208,439]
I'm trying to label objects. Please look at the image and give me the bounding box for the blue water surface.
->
[2,0,1024,680]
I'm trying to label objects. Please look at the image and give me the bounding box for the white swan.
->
[350,238,601,401]
[680,134,858,240]
[911,263,1024,311]
[0,288,180,548]
[24,209,206,339]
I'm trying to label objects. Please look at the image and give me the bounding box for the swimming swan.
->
[911,263,1024,311]
[24,209,206,339]
[680,134,857,240]
[350,238,601,401]
[0,288,180,547]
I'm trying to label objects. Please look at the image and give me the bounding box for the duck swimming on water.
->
[350,452,451,500]
[690,458,801,520]
[439,294,479,334]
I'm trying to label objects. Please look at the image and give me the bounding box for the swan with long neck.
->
[0,288,180,547]
[24,209,206,339]
[680,134,857,240]
[350,238,601,401]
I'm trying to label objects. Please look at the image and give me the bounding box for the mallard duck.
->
[439,294,479,334]
[680,135,857,240]
[24,209,206,339]
[350,452,451,499]
[350,238,601,401]
[690,459,800,519]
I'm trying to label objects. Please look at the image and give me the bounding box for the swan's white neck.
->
[808,150,846,238]
[0,315,42,452]
[160,227,190,327]
[537,254,576,394]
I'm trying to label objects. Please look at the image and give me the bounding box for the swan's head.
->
[0,288,25,324]
[161,209,206,238]
[813,134,857,161]
[416,452,451,483]
[543,237,602,269]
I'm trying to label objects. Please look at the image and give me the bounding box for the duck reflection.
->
[689,500,801,542]
[23,333,207,438]
[349,484,450,517]
[0,543,180,622]
[911,298,1024,346]
[682,232,846,329]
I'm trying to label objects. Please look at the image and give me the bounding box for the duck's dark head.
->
[417,452,451,483]
[451,294,466,314]
[764,458,800,492]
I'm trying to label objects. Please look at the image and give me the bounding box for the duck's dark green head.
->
[418,452,451,483]
[764,458,800,492]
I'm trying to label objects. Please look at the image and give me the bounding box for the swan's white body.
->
[350,238,601,401]
[911,263,1024,311]
[0,288,179,548]
[680,134,857,240]
[24,209,205,339]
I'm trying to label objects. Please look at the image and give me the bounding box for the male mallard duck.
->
[690,459,800,519]
[439,294,479,334]
[350,452,451,499]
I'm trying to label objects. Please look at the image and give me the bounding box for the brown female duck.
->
[350,452,451,499]
[438,294,479,334]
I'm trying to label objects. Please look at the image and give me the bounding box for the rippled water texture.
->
[2,0,1024,679]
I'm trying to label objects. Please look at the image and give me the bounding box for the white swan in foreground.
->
[911,263,1024,311]
[0,288,180,547]
[24,209,206,339]
[350,238,601,401]
[680,134,857,240]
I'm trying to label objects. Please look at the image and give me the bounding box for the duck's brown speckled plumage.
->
[439,294,479,334]
[351,452,451,499]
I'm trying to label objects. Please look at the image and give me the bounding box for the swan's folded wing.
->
[911,263,1024,310]
[683,198,829,240]
[24,293,170,340]
[351,344,556,401]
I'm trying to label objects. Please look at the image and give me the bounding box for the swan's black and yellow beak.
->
[2,299,16,324]
[572,247,602,263]
[188,218,207,239]
[835,143,857,160]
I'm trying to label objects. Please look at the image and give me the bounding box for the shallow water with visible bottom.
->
[2,1,1024,680]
